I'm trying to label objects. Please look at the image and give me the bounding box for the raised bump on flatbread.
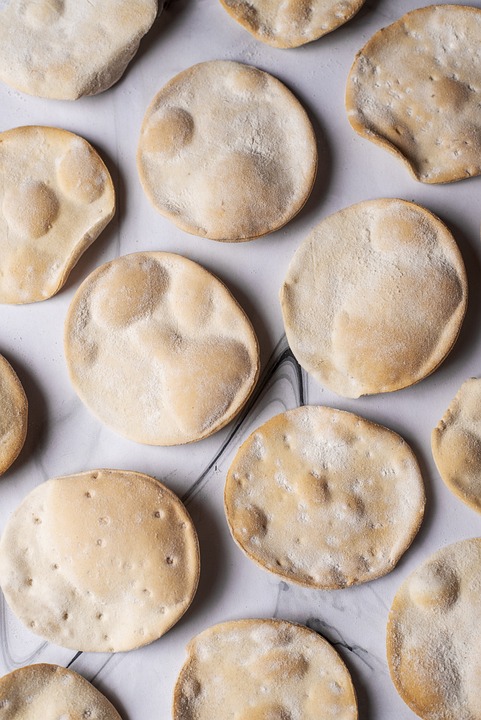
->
[346,5,481,184]
[280,198,467,398]
[0,354,27,476]
[64,251,260,445]
[225,405,425,589]
[0,469,200,652]
[0,126,115,304]
[137,60,317,241]
[0,0,158,100]
[173,619,358,720]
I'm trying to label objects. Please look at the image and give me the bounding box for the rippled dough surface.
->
[0,126,115,304]
[174,619,358,720]
[225,406,425,589]
[0,469,200,652]
[0,0,158,99]
[137,61,317,241]
[280,199,467,398]
[387,538,481,720]
[0,354,27,476]
[0,663,122,719]
[346,5,481,183]
[64,252,259,445]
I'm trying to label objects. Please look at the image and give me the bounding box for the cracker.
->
[387,538,481,720]
[0,354,27,476]
[0,126,115,304]
[0,469,200,652]
[0,663,122,719]
[225,405,425,589]
[64,251,260,445]
[173,619,358,720]
[137,61,317,241]
[346,5,481,184]
[0,1,158,100]
[280,198,467,398]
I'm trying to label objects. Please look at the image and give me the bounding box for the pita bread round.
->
[0,0,158,100]
[0,354,27,476]
[280,198,467,398]
[0,469,200,652]
[346,5,481,184]
[137,60,317,241]
[64,251,259,445]
[173,619,358,720]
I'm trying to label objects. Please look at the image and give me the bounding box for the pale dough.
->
[0,354,27,476]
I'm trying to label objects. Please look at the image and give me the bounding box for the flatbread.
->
[219,0,365,48]
[225,405,425,589]
[0,126,115,304]
[173,619,358,720]
[0,663,122,719]
[64,252,259,445]
[280,198,467,398]
[0,354,27,476]
[387,537,481,720]
[0,469,200,652]
[137,60,317,241]
[346,5,481,184]
[0,0,158,100]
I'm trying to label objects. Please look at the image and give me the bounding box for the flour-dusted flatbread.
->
[64,252,259,445]
[0,469,199,652]
[225,406,425,589]
[0,1,158,99]
[219,0,365,48]
[137,61,317,241]
[280,199,467,398]
[387,538,481,720]
[346,5,481,184]
[0,126,115,304]
[173,619,358,720]
[0,663,122,719]
[0,354,27,476]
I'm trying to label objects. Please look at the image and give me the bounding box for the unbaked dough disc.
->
[280,198,467,398]
[137,60,317,241]
[64,251,260,445]
[0,663,122,719]
[225,405,425,589]
[0,0,158,100]
[0,126,115,304]
[0,469,200,652]
[219,0,365,48]
[346,5,481,184]
[173,619,358,720]
[387,538,481,720]
[0,354,27,476]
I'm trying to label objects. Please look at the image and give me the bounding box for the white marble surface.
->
[1,0,481,717]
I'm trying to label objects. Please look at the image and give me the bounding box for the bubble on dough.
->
[409,561,459,610]
[22,0,64,26]
[143,107,195,156]
[3,180,59,239]
[239,704,292,720]
[57,140,107,204]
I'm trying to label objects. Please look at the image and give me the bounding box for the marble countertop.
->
[1,0,481,718]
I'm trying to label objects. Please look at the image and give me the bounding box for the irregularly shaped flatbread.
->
[0,126,115,304]
[225,406,425,589]
[137,61,317,241]
[0,469,200,652]
[0,354,27,476]
[0,0,158,100]
[280,199,467,398]
[346,5,481,183]
[173,619,358,720]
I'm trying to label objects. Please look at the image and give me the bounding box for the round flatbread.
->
[219,0,365,48]
[0,354,27,476]
[280,198,467,398]
[0,663,122,719]
[173,619,358,720]
[225,405,425,589]
[64,252,259,445]
[0,126,115,304]
[387,538,481,720]
[0,0,158,100]
[346,5,481,184]
[0,469,200,652]
[137,60,317,241]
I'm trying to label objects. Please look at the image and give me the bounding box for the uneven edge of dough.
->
[0,354,28,476]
